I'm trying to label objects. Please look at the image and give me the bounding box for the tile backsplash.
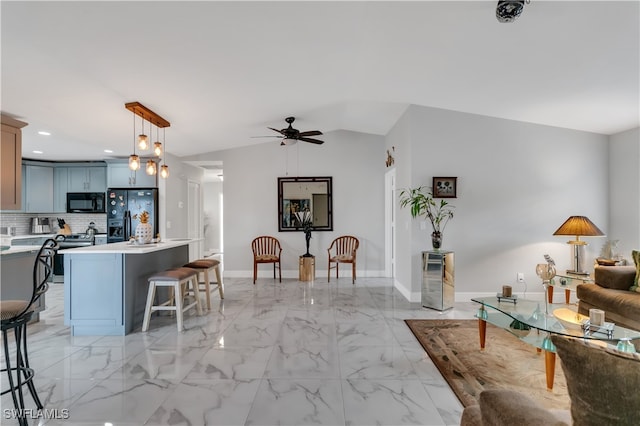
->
[0,212,107,236]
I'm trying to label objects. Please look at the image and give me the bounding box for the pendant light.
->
[160,128,169,179]
[125,102,170,177]
[129,111,140,171]
[153,125,162,157]
[138,115,149,150]
[145,159,157,175]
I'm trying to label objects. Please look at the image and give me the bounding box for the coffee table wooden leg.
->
[544,350,556,390]
[547,285,554,304]
[478,319,487,351]
[565,289,571,304]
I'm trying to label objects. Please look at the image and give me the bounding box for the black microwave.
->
[66,192,105,213]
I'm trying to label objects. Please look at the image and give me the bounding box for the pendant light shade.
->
[160,164,169,178]
[129,154,140,171]
[138,116,149,150]
[145,159,157,175]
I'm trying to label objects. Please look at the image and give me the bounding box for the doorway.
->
[385,168,396,278]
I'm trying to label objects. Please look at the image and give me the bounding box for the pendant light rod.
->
[125,102,171,128]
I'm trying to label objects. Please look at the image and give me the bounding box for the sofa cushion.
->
[551,335,640,426]
[593,265,636,290]
[631,250,640,291]
[577,284,640,326]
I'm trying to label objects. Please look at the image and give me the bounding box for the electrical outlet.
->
[517,272,525,283]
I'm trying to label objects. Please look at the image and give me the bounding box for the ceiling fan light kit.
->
[496,0,529,23]
[260,116,324,146]
[125,102,170,177]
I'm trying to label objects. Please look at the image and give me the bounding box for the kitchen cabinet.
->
[107,162,156,188]
[67,166,106,192]
[53,167,68,213]
[24,164,54,213]
[1,115,27,210]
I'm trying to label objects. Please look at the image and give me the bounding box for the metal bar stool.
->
[142,267,202,332]
[1,239,58,426]
[183,258,224,310]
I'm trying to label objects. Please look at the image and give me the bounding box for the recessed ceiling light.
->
[32,150,43,154]
[37,131,51,136]
[104,149,113,153]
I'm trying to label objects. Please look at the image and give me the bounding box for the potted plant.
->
[399,186,455,249]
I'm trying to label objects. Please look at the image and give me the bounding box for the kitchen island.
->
[1,244,51,321]
[63,239,196,336]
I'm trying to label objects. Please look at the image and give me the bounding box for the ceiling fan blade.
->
[298,130,323,137]
[299,137,324,145]
[268,127,285,135]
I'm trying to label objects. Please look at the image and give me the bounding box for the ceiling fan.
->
[258,117,324,146]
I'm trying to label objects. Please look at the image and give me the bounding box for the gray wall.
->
[390,105,610,301]
[203,180,223,252]
[193,130,386,277]
[609,127,640,256]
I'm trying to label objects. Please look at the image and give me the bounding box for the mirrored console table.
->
[422,250,455,311]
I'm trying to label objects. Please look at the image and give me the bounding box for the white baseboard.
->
[224,270,386,279]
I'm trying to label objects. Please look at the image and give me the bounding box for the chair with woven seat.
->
[327,235,359,284]
[1,238,58,426]
[251,236,282,284]
[183,258,224,310]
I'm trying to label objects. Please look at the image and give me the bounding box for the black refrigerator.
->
[106,188,159,243]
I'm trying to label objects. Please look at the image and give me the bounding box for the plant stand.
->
[299,255,315,282]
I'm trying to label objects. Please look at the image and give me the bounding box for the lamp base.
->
[565,269,589,276]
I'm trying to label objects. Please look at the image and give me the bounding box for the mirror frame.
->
[278,176,333,232]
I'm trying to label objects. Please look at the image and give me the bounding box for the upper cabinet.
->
[24,164,54,213]
[1,115,27,210]
[106,161,156,188]
[53,167,68,213]
[67,165,106,192]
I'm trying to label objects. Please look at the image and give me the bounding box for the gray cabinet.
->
[421,251,455,311]
[67,166,106,192]
[107,162,156,188]
[53,167,68,212]
[24,164,54,213]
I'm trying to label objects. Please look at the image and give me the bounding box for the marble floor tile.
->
[342,379,445,426]
[0,278,472,425]
[245,379,345,426]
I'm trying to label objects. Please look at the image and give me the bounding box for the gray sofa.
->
[576,265,640,331]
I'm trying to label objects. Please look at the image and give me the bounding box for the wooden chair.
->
[251,236,282,284]
[327,235,359,284]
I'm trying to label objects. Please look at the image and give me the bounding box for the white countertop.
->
[0,245,42,256]
[60,238,197,255]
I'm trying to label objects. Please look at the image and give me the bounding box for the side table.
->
[548,273,594,304]
[299,255,315,282]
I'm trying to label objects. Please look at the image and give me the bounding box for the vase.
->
[135,222,153,244]
[431,232,442,249]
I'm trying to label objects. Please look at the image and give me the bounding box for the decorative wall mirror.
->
[278,176,333,232]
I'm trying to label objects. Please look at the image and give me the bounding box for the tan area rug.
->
[405,319,570,410]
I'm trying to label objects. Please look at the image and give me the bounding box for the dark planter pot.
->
[431,232,442,249]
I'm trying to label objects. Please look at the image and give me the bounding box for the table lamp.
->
[553,216,604,275]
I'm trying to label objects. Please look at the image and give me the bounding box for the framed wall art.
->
[432,177,457,198]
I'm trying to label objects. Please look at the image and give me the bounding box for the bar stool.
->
[1,239,57,426]
[183,258,224,310]
[142,267,202,332]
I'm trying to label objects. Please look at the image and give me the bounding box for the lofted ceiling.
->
[2,1,638,163]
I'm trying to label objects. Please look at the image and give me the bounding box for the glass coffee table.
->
[472,296,640,390]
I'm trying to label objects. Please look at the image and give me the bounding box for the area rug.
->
[405,319,570,410]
